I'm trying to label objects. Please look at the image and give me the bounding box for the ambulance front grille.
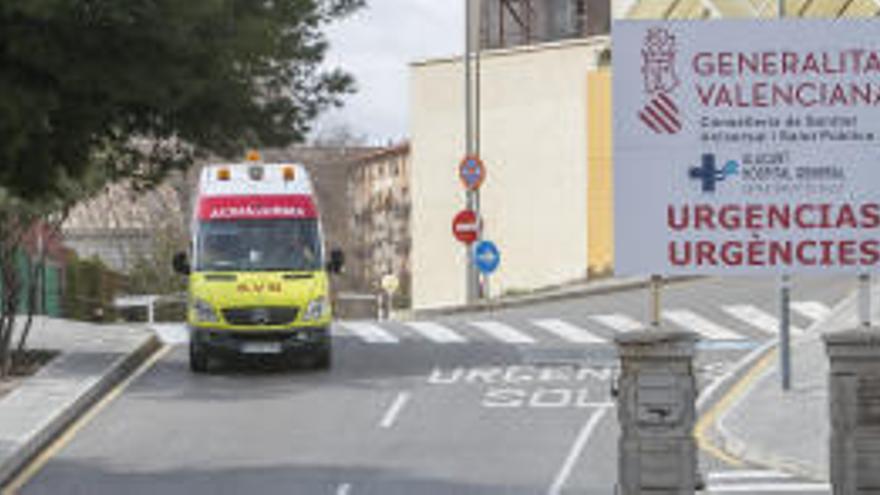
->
[222,307,298,326]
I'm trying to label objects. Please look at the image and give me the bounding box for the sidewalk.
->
[713,286,869,481]
[0,317,158,486]
[407,275,701,319]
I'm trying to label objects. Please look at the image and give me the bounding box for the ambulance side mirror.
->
[327,249,345,274]
[172,252,191,275]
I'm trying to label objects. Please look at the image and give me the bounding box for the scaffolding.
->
[481,0,607,49]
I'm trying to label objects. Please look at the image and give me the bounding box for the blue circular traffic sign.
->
[474,240,500,275]
[459,156,486,191]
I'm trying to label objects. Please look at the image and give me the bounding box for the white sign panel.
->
[614,19,880,275]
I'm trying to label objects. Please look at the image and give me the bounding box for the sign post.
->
[381,274,400,320]
[462,0,483,305]
[776,0,792,392]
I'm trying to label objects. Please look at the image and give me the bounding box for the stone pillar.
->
[615,331,698,495]
[825,330,880,495]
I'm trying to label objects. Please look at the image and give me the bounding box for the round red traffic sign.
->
[452,209,481,244]
[459,155,486,191]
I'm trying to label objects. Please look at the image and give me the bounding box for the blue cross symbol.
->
[689,154,738,193]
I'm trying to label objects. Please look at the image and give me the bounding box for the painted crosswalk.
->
[589,314,644,333]
[470,321,537,344]
[663,309,744,340]
[531,319,606,344]
[791,301,832,322]
[152,300,833,348]
[723,304,805,335]
[707,470,829,493]
[338,322,399,344]
[405,322,467,343]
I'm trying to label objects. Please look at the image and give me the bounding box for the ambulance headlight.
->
[192,298,219,323]
[302,297,328,322]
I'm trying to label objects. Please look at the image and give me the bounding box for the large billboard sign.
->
[614,20,880,275]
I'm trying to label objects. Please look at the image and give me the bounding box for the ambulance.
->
[173,156,343,372]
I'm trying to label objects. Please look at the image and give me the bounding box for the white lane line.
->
[335,483,352,495]
[791,301,831,321]
[589,314,644,333]
[406,322,467,343]
[531,319,607,344]
[339,322,399,344]
[149,324,190,345]
[708,483,830,492]
[723,305,804,335]
[547,407,609,495]
[470,321,536,344]
[379,392,411,429]
[708,470,793,481]
[663,309,745,341]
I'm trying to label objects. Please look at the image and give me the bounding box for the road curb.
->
[716,411,827,481]
[699,288,860,481]
[0,333,162,489]
[411,276,702,319]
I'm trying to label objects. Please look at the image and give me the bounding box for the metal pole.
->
[859,273,871,328]
[780,274,792,391]
[147,298,155,325]
[776,0,792,392]
[475,2,484,300]
[650,275,662,328]
[464,0,478,304]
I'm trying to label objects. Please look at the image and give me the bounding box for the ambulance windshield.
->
[195,218,322,272]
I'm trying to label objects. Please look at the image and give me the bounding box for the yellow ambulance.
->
[173,158,343,372]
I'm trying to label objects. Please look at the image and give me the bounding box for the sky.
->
[313,1,465,144]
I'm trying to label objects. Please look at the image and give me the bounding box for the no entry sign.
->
[614,19,880,275]
[452,209,481,245]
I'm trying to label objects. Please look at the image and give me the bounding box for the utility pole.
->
[777,0,793,392]
[464,0,482,303]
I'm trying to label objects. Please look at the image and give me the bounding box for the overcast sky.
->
[314,1,465,144]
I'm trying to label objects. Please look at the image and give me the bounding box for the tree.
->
[0,0,363,376]
[0,0,363,200]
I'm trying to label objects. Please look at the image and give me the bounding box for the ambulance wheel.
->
[312,343,332,370]
[189,339,210,373]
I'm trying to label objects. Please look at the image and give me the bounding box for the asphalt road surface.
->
[16,277,851,494]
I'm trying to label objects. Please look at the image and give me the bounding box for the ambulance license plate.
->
[241,342,282,354]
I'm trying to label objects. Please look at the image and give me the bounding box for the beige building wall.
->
[410,38,608,309]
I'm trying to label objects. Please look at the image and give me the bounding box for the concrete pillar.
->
[615,331,698,495]
[825,330,880,495]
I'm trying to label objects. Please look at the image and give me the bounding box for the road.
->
[14,277,850,494]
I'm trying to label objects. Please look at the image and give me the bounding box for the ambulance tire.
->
[312,342,332,370]
[189,339,210,373]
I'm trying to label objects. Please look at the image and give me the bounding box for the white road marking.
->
[723,305,804,335]
[589,314,644,333]
[708,483,830,492]
[149,324,190,345]
[531,319,606,344]
[547,407,609,495]
[380,392,411,429]
[663,310,745,340]
[339,322,399,344]
[791,301,831,321]
[406,322,467,343]
[335,483,352,495]
[470,321,536,344]
[708,470,793,481]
